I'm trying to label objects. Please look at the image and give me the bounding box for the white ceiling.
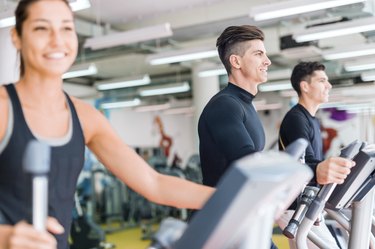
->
[3,0,375,106]
[78,0,231,25]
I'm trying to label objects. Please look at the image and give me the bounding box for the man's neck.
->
[228,75,258,95]
[298,98,319,116]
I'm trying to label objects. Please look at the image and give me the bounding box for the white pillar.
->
[0,27,19,84]
[191,62,220,152]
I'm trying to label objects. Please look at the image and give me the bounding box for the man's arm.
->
[280,112,320,177]
[280,111,355,185]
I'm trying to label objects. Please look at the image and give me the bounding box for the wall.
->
[0,27,19,84]
[108,108,196,168]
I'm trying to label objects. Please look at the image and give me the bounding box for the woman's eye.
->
[34,26,47,31]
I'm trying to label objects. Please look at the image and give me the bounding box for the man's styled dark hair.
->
[216,25,264,75]
[290,61,326,96]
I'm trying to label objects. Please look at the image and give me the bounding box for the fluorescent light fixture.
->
[63,82,97,98]
[293,16,375,42]
[198,67,292,80]
[249,0,365,21]
[62,63,97,79]
[330,84,375,97]
[163,106,194,115]
[0,0,91,29]
[147,47,218,65]
[323,43,375,60]
[360,71,375,82]
[198,67,226,77]
[69,0,91,12]
[344,58,375,72]
[0,9,15,28]
[96,75,151,91]
[0,15,15,28]
[134,103,171,112]
[84,23,173,50]
[337,102,374,111]
[258,80,292,92]
[101,98,141,109]
[255,103,283,111]
[280,45,322,59]
[267,69,292,81]
[139,82,190,96]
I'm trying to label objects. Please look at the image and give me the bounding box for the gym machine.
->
[23,140,51,231]
[283,140,375,249]
[148,138,313,249]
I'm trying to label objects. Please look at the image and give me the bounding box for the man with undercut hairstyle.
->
[198,25,277,249]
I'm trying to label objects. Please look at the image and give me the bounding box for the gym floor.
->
[105,224,290,249]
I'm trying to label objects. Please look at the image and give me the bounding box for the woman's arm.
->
[76,99,214,209]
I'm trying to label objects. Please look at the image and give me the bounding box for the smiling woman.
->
[0,1,214,249]
[13,0,77,78]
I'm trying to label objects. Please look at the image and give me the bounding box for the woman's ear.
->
[10,28,21,50]
[229,54,241,70]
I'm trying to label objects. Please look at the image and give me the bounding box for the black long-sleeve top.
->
[279,103,323,185]
[198,83,265,187]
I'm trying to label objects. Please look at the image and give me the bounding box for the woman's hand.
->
[8,217,64,249]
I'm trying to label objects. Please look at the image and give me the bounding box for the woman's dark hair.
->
[290,61,326,96]
[216,25,264,75]
[14,0,71,77]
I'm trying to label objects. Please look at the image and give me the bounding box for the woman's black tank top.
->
[0,84,85,249]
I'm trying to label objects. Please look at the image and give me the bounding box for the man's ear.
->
[229,54,241,69]
[10,28,21,50]
[300,81,309,93]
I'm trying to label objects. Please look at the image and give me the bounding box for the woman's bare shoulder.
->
[69,96,109,142]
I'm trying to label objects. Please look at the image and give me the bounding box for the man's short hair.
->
[290,61,326,96]
[216,25,264,75]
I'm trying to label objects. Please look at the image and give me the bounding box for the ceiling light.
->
[258,80,293,92]
[139,82,190,96]
[280,45,322,59]
[198,67,292,80]
[293,16,375,42]
[147,47,218,65]
[163,106,195,115]
[254,103,283,111]
[323,43,375,60]
[96,75,151,90]
[360,71,375,82]
[344,58,375,72]
[249,0,365,21]
[267,69,292,81]
[84,23,173,50]
[0,11,15,28]
[198,67,226,78]
[63,82,97,98]
[62,63,97,79]
[101,98,141,109]
[330,84,375,96]
[0,0,91,29]
[69,0,91,12]
[134,103,171,112]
